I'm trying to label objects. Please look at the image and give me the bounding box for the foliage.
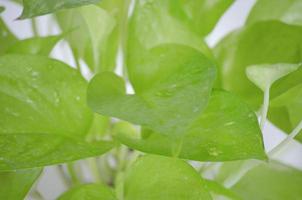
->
[0,0,301,199]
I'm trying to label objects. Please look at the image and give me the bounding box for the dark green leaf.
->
[58,184,117,200]
[247,0,302,26]
[124,155,212,200]
[0,55,114,170]
[214,21,302,108]
[6,35,62,56]
[20,0,100,19]
[88,44,216,138]
[0,168,42,200]
[114,91,266,161]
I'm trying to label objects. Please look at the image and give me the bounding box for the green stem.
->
[260,86,270,130]
[67,162,80,185]
[30,189,44,200]
[88,158,102,183]
[31,18,38,36]
[269,120,302,157]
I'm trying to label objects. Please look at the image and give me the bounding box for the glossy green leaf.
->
[114,90,266,161]
[0,55,114,170]
[246,63,300,92]
[0,168,42,200]
[20,0,100,19]
[58,184,117,200]
[124,155,212,200]
[6,35,62,56]
[214,21,302,108]
[88,44,216,138]
[56,4,119,72]
[226,162,302,200]
[247,0,302,26]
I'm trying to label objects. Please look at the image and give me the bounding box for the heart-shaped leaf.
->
[246,63,300,92]
[247,0,302,26]
[124,155,212,200]
[6,35,62,56]
[58,184,117,200]
[0,168,42,200]
[214,21,302,109]
[114,90,266,161]
[88,45,216,138]
[20,0,100,19]
[0,55,114,171]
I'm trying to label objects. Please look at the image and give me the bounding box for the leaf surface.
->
[124,155,212,200]
[20,0,100,18]
[114,91,266,161]
[0,55,114,170]
[214,21,302,108]
[0,168,42,200]
[247,0,302,26]
[58,184,117,200]
[6,35,62,56]
[88,44,216,138]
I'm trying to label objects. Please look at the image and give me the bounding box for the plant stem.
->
[67,162,80,185]
[269,120,302,157]
[31,18,38,36]
[260,86,270,130]
[88,158,102,183]
[56,165,72,188]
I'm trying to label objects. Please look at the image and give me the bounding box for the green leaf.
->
[88,44,216,138]
[229,162,302,200]
[0,6,4,13]
[127,0,219,64]
[246,63,300,92]
[114,91,266,161]
[269,84,302,141]
[247,0,302,26]
[124,155,212,200]
[20,0,100,19]
[0,18,17,55]
[58,184,117,200]
[0,168,42,200]
[204,179,242,200]
[0,55,114,170]
[6,35,62,56]
[56,4,119,72]
[214,21,302,109]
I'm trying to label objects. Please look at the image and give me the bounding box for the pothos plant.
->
[0,0,302,199]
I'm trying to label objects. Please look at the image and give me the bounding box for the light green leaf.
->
[56,4,119,72]
[204,179,242,200]
[20,0,100,19]
[269,84,302,141]
[6,35,62,56]
[0,168,42,200]
[127,0,217,65]
[214,21,302,108]
[229,162,302,200]
[0,55,114,170]
[247,0,302,26]
[88,44,216,138]
[114,91,266,161]
[246,63,300,92]
[124,155,212,200]
[0,18,17,55]
[58,184,117,200]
